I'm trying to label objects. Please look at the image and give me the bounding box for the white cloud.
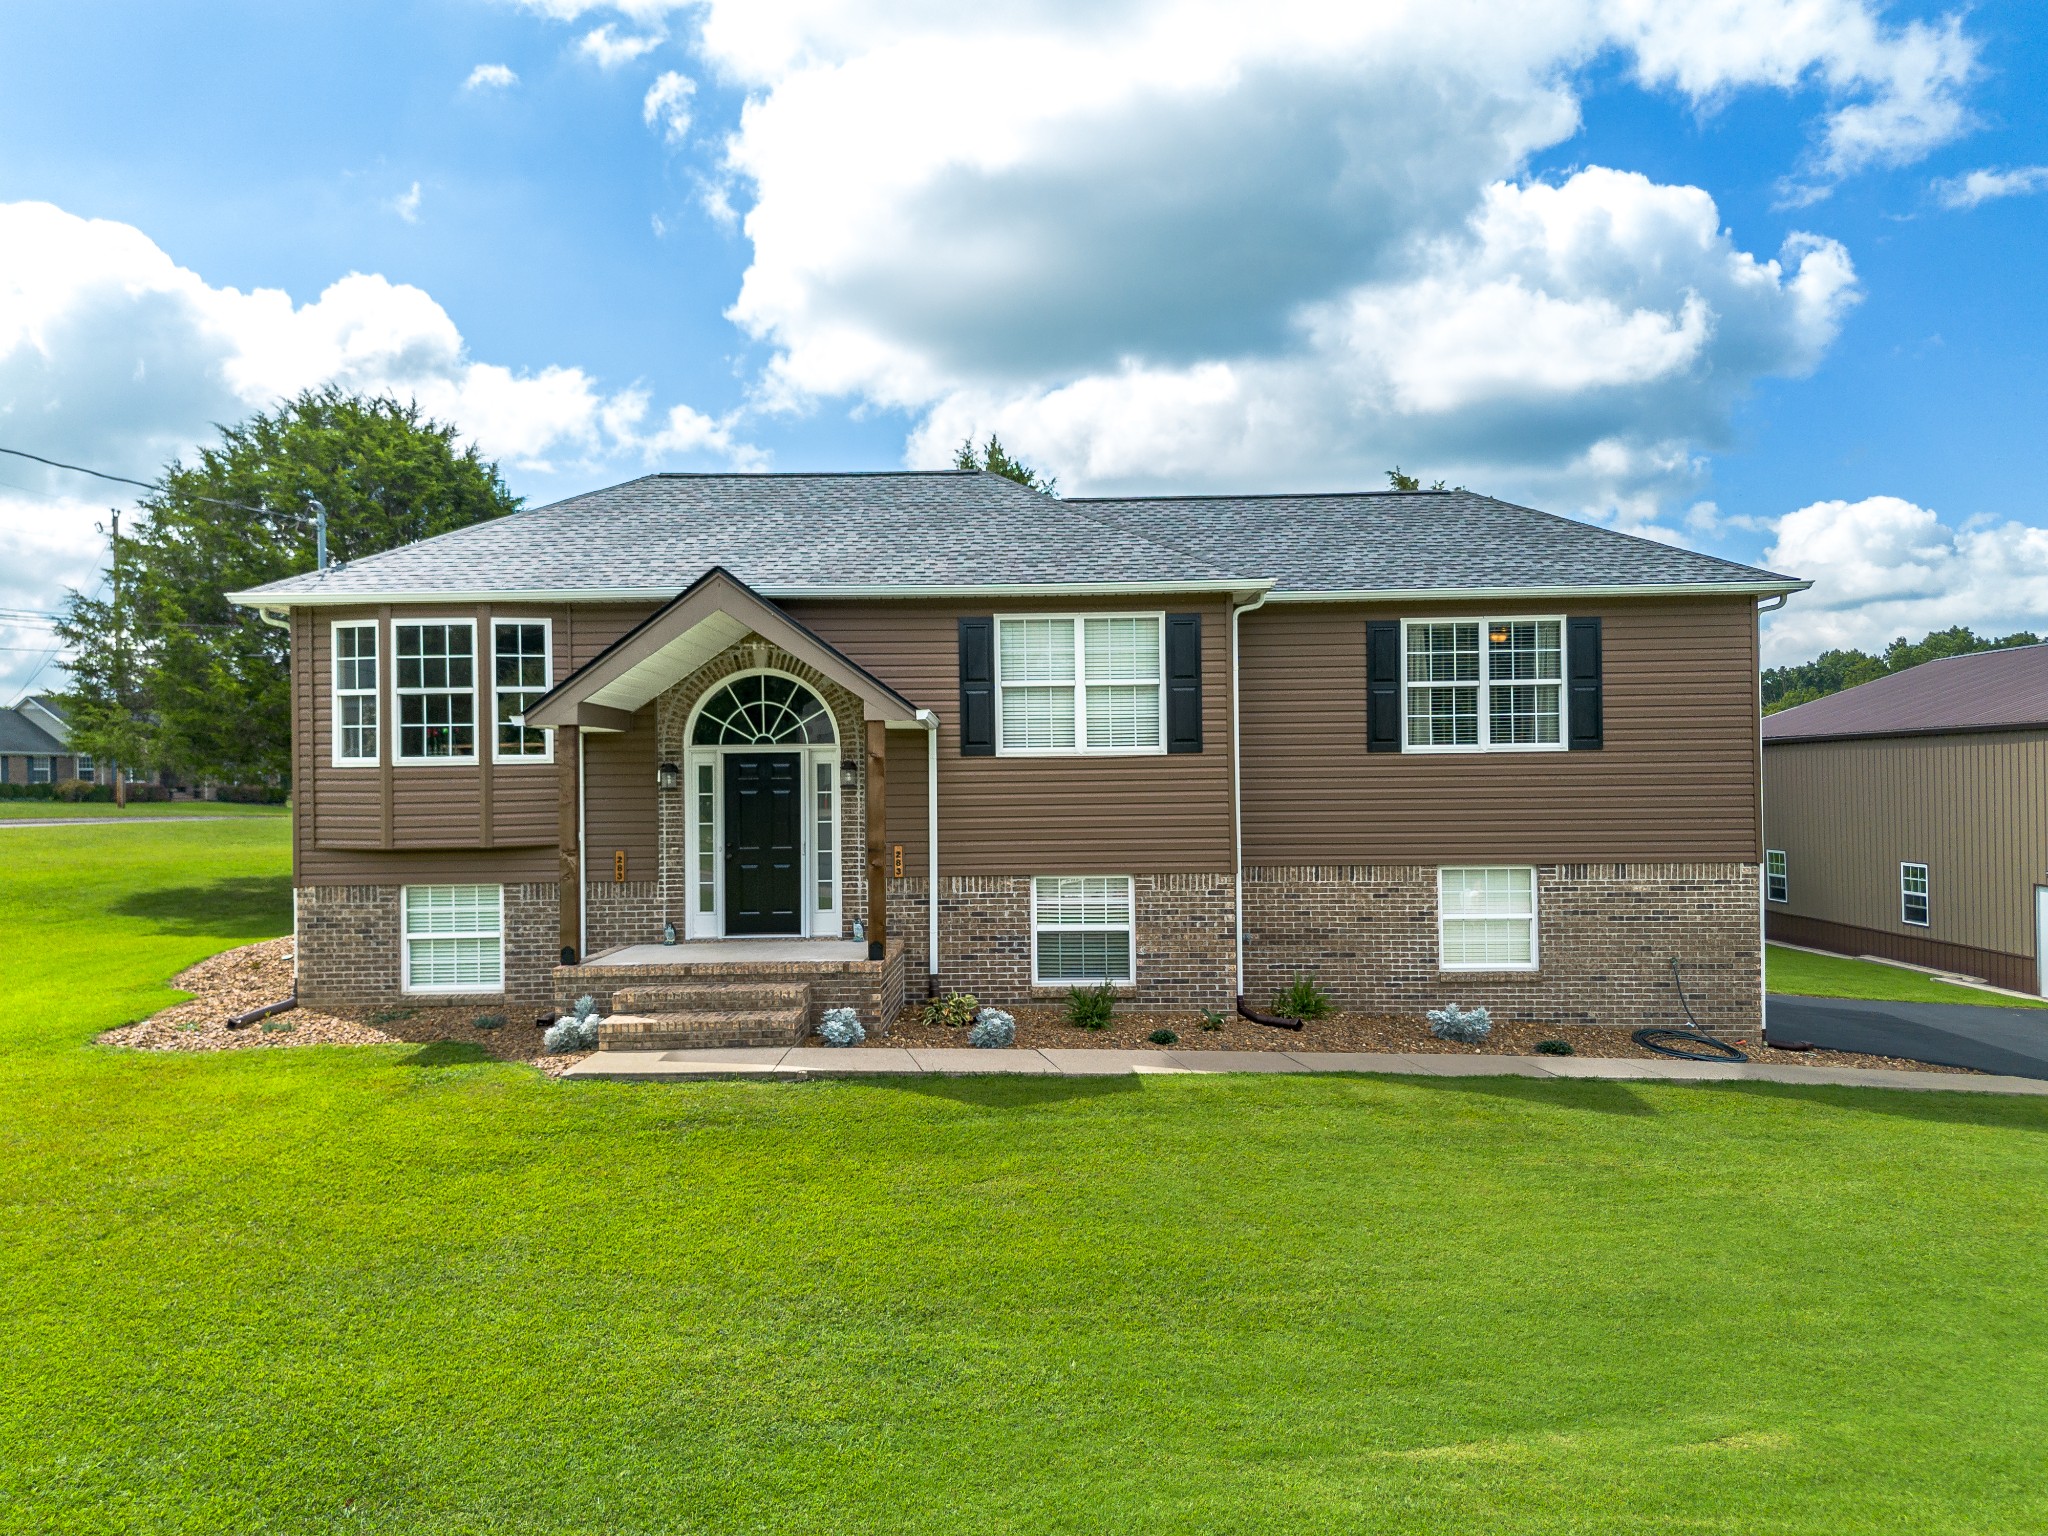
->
[1935,164,2048,210]
[669,0,1958,511]
[0,199,756,696]
[1760,495,2048,662]
[578,23,661,68]
[464,63,521,91]
[391,181,422,223]
[642,70,696,144]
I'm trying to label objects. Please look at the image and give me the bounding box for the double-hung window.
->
[403,885,504,992]
[333,621,379,766]
[75,753,95,780]
[1766,850,1788,904]
[492,620,553,762]
[27,757,51,785]
[395,621,476,762]
[1901,862,1929,927]
[997,615,1163,754]
[1032,876,1135,985]
[1439,866,1539,970]
[1405,618,1563,750]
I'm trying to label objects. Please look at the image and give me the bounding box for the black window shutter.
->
[1568,616,1604,750]
[1166,614,1202,753]
[1366,620,1401,753]
[958,617,995,756]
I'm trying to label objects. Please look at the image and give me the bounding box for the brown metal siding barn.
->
[1762,645,2048,994]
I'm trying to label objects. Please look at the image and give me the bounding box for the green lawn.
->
[3,823,2046,1533]
[0,797,287,818]
[1769,941,2048,1009]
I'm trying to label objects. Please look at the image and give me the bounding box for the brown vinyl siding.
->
[583,707,659,880]
[1239,596,1762,864]
[785,595,1236,874]
[298,602,655,883]
[1763,730,2048,975]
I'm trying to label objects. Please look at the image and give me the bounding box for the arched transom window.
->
[691,674,836,745]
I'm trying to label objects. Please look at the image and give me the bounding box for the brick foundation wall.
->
[908,873,1236,1011]
[1244,862,1761,1032]
[586,881,663,953]
[297,882,560,1013]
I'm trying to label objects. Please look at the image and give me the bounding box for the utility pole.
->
[110,508,126,809]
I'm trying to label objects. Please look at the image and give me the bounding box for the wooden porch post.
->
[558,724,581,965]
[866,720,887,960]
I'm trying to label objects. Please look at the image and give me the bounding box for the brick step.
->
[597,1007,810,1052]
[611,983,811,1015]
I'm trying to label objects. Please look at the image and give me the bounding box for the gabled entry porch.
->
[523,567,937,988]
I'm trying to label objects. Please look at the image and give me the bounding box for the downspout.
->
[577,728,588,962]
[258,605,299,996]
[917,708,940,993]
[1754,593,1784,1035]
[1231,588,1272,1001]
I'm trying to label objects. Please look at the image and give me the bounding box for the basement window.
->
[1901,862,1930,927]
[1766,850,1788,904]
[402,885,503,992]
[1032,875,1135,985]
[1439,866,1539,970]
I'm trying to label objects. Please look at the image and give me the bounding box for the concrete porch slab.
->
[588,939,868,967]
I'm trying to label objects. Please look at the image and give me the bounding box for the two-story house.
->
[231,472,1803,1037]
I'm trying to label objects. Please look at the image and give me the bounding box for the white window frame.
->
[1437,866,1541,972]
[995,613,1167,757]
[1766,850,1788,904]
[27,756,51,785]
[1402,616,1568,754]
[1901,862,1930,928]
[75,753,95,781]
[401,884,505,994]
[1030,875,1137,987]
[393,618,479,765]
[332,620,381,767]
[490,617,555,765]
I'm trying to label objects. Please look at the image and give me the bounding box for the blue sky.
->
[1,0,2044,697]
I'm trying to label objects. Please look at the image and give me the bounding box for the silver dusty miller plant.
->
[818,1007,865,1047]
[544,994,603,1054]
[968,1007,1016,1049]
[1427,1003,1492,1044]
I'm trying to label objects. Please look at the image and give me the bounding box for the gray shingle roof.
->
[230,472,1800,605]
[1764,644,2048,742]
[0,707,64,755]
[1074,489,1793,594]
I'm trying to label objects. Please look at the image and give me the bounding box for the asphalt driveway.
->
[1768,993,2048,1080]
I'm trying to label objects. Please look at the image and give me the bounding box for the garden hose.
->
[1630,959,1749,1063]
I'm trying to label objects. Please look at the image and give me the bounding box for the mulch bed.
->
[103,940,1968,1075]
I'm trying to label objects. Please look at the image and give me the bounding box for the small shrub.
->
[1427,1003,1493,1044]
[471,1014,506,1031]
[1199,1008,1225,1031]
[919,992,979,1029]
[819,1007,865,1047]
[1065,984,1117,1030]
[1271,975,1332,1021]
[1536,1039,1575,1056]
[545,995,603,1054]
[368,1007,415,1025]
[968,1007,1016,1049]
[1147,1027,1179,1046]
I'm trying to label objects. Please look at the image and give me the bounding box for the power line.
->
[0,444,315,525]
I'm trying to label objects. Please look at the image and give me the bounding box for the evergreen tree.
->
[954,433,1057,495]
[55,389,521,784]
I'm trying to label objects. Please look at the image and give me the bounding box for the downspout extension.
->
[1231,588,1272,1005]
[917,708,940,995]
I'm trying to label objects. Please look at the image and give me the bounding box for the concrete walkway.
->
[1769,993,2048,1080]
[562,1045,2048,1096]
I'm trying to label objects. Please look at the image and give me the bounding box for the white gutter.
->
[1266,580,1811,603]
[577,729,588,962]
[1230,586,1273,1000]
[916,708,940,990]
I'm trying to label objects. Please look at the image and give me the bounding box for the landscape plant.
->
[1147,1028,1178,1046]
[1064,983,1117,1030]
[920,992,978,1028]
[1428,1003,1493,1044]
[818,1007,865,1047]
[1271,975,1332,1020]
[544,996,602,1054]
[967,1008,1015,1049]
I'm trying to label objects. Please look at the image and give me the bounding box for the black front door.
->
[724,753,802,934]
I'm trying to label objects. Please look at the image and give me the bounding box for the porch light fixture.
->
[839,760,858,791]
[657,761,681,791]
